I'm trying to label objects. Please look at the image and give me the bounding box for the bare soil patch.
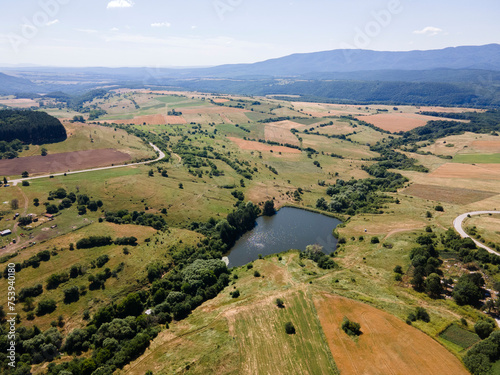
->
[227,137,301,154]
[315,294,468,375]
[0,149,131,175]
[430,163,500,181]
[471,140,500,152]
[404,184,497,205]
[357,113,467,133]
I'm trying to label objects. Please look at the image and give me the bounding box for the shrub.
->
[285,321,296,334]
[371,236,380,244]
[341,317,361,336]
[231,290,240,298]
[254,271,261,277]
[276,298,285,308]
[36,299,57,316]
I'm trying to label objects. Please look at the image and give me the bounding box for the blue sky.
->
[0,0,499,67]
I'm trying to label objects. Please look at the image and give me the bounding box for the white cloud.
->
[46,19,59,26]
[107,0,134,9]
[151,22,171,28]
[413,26,443,36]
[75,28,98,34]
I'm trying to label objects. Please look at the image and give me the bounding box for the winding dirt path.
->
[453,211,500,256]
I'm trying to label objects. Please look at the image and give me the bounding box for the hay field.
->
[315,294,469,375]
[403,184,498,205]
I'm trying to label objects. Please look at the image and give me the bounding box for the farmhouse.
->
[0,229,12,236]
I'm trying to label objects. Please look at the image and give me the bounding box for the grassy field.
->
[453,153,500,164]
[439,324,481,350]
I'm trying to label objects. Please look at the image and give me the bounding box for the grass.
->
[439,324,481,349]
[234,289,339,375]
[453,153,500,164]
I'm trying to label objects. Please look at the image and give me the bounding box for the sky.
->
[0,0,499,67]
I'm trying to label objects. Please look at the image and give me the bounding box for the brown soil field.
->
[315,294,469,375]
[0,99,39,108]
[404,184,498,205]
[0,149,131,175]
[430,163,500,181]
[471,140,500,152]
[101,114,186,125]
[419,106,485,113]
[227,137,301,154]
[357,113,467,133]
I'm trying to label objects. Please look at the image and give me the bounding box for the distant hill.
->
[0,72,38,94]
[194,44,500,78]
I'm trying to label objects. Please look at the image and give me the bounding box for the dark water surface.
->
[226,207,341,268]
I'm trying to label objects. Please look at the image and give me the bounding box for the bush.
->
[276,298,285,308]
[253,271,261,277]
[63,286,80,304]
[231,290,240,298]
[36,299,57,316]
[435,205,444,212]
[285,321,296,334]
[371,236,380,244]
[474,320,495,339]
[341,317,361,336]
[76,236,113,249]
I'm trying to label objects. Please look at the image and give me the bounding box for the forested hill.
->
[0,110,67,144]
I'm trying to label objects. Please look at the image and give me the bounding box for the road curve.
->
[8,143,166,186]
[453,211,500,256]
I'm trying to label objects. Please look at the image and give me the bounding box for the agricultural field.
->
[1,90,499,374]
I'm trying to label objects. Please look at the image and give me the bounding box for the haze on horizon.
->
[0,0,499,68]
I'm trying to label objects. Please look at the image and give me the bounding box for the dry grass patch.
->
[404,184,498,205]
[315,294,469,375]
[430,163,500,181]
[227,137,301,154]
[357,113,467,133]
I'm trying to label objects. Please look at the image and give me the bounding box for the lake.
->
[225,207,342,268]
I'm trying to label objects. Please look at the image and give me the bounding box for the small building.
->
[0,229,12,237]
[44,214,54,219]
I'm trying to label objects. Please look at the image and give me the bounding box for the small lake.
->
[225,207,342,268]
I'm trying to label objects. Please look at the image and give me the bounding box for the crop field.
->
[233,290,338,375]
[430,163,500,181]
[0,149,131,176]
[439,324,481,349]
[453,153,500,164]
[403,184,498,205]
[315,294,469,375]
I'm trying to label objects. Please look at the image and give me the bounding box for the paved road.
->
[7,143,165,186]
[453,211,500,256]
